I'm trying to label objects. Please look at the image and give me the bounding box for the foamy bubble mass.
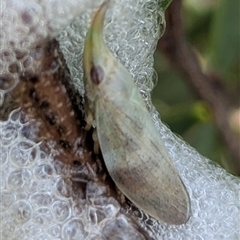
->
[0,0,239,239]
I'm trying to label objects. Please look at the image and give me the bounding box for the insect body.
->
[83,1,190,225]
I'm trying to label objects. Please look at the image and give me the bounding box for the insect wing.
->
[95,76,190,225]
[83,0,190,225]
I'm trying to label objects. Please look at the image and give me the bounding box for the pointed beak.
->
[83,1,110,78]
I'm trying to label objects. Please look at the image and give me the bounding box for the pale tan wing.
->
[96,91,190,225]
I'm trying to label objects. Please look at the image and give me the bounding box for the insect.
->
[83,1,190,225]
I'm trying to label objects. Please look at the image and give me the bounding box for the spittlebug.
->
[83,1,190,225]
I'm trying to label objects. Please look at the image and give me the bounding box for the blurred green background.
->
[153,0,240,174]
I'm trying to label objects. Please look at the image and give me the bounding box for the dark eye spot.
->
[90,65,104,85]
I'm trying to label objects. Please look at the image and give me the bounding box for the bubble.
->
[11,200,32,225]
[21,10,34,25]
[8,61,21,73]
[0,73,17,91]
[14,48,29,60]
[0,190,15,211]
[0,122,19,146]
[55,178,73,198]
[31,47,44,61]
[91,197,120,219]
[0,145,8,166]
[34,233,51,240]
[24,222,41,237]
[47,224,61,238]
[9,107,21,121]
[33,163,55,181]
[62,218,88,240]
[10,140,38,167]
[30,192,52,207]
[32,207,53,227]
[0,49,15,63]
[1,220,16,239]
[85,181,108,199]
[52,200,71,223]
[7,169,32,191]
[87,207,98,225]
[22,55,33,68]
[86,235,102,240]
[95,209,108,224]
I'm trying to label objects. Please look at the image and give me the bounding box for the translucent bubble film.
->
[0,0,239,240]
